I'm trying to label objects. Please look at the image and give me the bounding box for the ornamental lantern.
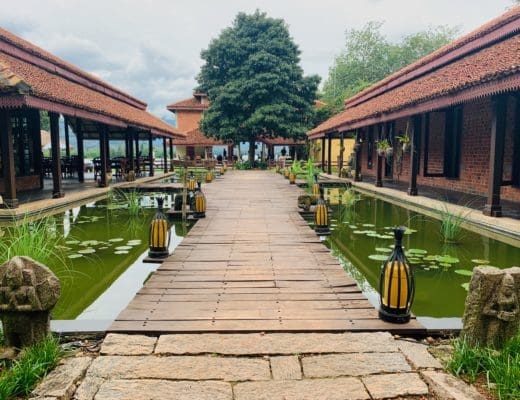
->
[289,171,296,184]
[187,173,197,191]
[311,174,320,200]
[205,169,213,183]
[193,182,206,218]
[220,166,225,175]
[284,168,290,179]
[148,197,171,258]
[379,226,415,323]
[314,188,330,235]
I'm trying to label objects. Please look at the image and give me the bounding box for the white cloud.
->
[0,0,514,119]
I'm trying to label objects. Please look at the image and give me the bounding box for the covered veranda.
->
[0,27,183,208]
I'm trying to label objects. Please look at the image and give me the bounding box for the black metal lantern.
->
[193,182,206,219]
[148,197,171,258]
[314,188,330,235]
[187,173,197,191]
[311,174,320,200]
[379,226,415,323]
[289,171,296,184]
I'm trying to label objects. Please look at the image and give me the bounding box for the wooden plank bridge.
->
[110,170,424,333]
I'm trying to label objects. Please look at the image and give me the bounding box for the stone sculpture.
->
[461,266,520,348]
[0,256,61,348]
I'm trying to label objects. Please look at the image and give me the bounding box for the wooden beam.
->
[408,115,422,196]
[375,124,384,187]
[77,121,85,183]
[29,109,43,189]
[327,132,332,175]
[99,124,108,187]
[321,137,325,172]
[169,138,174,171]
[0,109,18,207]
[484,95,507,217]
[512,94,520,187]
[148,132,154,177]
[135,134,140,174]
[49,112,64,198]
[338,132,344,177]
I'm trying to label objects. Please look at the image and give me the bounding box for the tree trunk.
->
[248,137,256,165]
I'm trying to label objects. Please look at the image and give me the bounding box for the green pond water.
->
[321,190,520,318]
[2,193,188,320]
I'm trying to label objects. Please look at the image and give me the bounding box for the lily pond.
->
[1,192,187,320]
[321,188,520,319]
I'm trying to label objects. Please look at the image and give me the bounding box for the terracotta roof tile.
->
[0,28,182,138]
[167,96,209,111]
[172,128,224,146]
[259,136,305,146]
[309,8,520,138]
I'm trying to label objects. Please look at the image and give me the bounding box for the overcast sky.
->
[0,0,515,121]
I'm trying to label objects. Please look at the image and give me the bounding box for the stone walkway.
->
[32,333,486,400]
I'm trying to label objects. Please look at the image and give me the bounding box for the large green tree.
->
[322,22,458,110]
[197,11,320,163]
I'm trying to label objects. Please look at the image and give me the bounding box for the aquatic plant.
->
[438,203,471,243]
[0,335,62,399]
[305,159,315,192]
[0,215,67,267]
[291,159,303,175]
[119,189,142,217]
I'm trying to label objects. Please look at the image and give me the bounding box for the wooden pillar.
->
[148,132,154,177]
[511,94,520,186]
[408,115,422,196]
[99,125,108,187]
[338,132,344,177]
[169,138,174,171]
[163,137,168,173]
[64,117,70,158]
[49,112,64,198]
[375,124,384,187]
[327,132,332,175]
[228,144,234,163]
[354,129,362,182]
[484,95,507,217]
[127,129,134,172]
[0,109,18,207]
[77,122,85,183]
[321,137,325,172]
[29,109,43,189]
[135,134,140,174]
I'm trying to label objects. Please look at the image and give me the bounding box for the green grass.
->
[448,334,520,400]
[438,203,471,243]
[0,215,67,267]
[0,336,63,400]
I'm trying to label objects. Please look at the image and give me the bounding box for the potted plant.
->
[397,122,411,153]
[376,139,391,157]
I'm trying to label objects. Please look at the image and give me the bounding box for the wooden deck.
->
[110,170,424,333]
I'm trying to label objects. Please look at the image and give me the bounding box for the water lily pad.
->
[127,240,142,246]
[348,225,357,229]
[115,246,132,251]
[78,248,96,254]
[454,269,473,276]
[404,228,417,235]
[368,254,389,261]
[375,247,392,253]
[424,255,438,261]
[461,282,470,291]
[471,259,490,265]
[436,255,459,264]
[99,247,109,250]
[353,230,366,234]
[366,233,379,237]
[114,250,129,255]
[439,262,452,268]
[80,240,100,247]
[68,254,83,259]
[379,235,394,239]
[362,223,375,227]
[65,240,80,245]
[109,238,124,242]
[408,249,427,255]
[408,258,422,264]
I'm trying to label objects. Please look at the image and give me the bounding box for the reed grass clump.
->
[0,215,66,267]
[448,333,520,400]
[438,204,471,243]
[0,336,62,400]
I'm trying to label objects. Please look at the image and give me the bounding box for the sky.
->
[0,0,515,122]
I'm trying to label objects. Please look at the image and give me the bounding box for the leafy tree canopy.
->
[197,10,320,162]
[321,21,459,112]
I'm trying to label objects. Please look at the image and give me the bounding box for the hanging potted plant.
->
[376,139,391,157]
[397,121,411,153]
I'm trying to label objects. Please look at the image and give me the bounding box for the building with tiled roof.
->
[308,6,520,217]
[0,27,183,207]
